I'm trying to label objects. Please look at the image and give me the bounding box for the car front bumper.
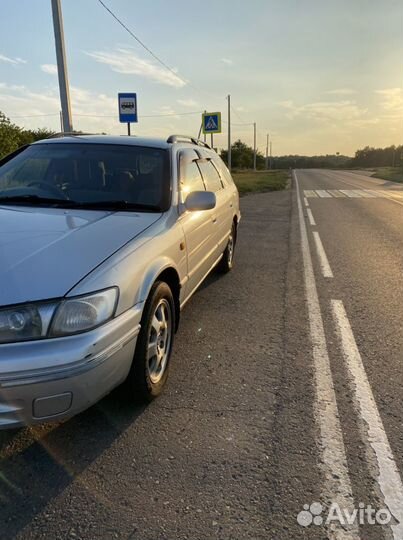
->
[0,305,143,429]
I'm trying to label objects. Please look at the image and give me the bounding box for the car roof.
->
[32,134,172,149]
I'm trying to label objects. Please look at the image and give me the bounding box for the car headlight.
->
[0,288,118,344]
[49,288,118,337]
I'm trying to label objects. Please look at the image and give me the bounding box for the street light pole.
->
[227,94,231,171]
[253,122,257,171]
[51,0,73,133]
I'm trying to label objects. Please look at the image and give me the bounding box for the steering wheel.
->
[27,181,69,199]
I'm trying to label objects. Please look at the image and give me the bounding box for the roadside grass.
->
[232,169,289,196]
[370,167,403,183]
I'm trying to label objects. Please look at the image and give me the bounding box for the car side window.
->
[179,150,206,194]
[197,160,223,192]
[212,157,234,186]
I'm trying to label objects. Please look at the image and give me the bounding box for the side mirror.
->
[185,191,216,211]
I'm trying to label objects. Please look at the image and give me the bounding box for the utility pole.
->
[270,141,272,169]
[227,94,231,171]
[253,122,257,171]
[51,0,73,133]
[265,133,269,170]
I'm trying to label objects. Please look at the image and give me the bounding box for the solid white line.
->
[294,171,359,539]
[304,197,309,207]
[307,208,316,226]
[331,300,403,539]
[312,232,334,278]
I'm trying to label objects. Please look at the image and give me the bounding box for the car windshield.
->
[0,143,170,211]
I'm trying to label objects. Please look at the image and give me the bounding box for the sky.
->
[0,0,402,156]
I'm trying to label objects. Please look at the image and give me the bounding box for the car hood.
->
[0,205,161,306]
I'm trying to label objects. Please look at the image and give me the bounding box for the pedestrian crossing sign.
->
[202,112,222,134]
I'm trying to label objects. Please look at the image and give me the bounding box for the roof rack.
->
[167,135,211,149]
[46,132,96,139]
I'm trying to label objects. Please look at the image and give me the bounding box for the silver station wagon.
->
[0,134,240,428]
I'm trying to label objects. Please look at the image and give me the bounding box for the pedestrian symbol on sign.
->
[205,116,218,130]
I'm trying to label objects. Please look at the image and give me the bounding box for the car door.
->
[177,149,218,298]
[197,154,233,256]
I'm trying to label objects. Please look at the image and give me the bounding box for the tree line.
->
[0,109,401,170]
[0,111,54,158]
[220,140,403,170]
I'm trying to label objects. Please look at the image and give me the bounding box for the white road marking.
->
[304,190,318,197]
[339,190,361,198]
[307,208,316,226]
[304,197,309,207]
[316,190,332,198]
[312,232,334,278]
[294,171,359,539]
[327,190,347,198]
[379,191,403,208]
[331,300,403,540]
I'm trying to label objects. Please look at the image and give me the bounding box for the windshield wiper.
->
[0,195,70,206]
[70,200,162,212]
[0,195,161,212]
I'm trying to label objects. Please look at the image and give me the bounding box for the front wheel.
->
[217,223,236,273]
[125,281,175,402]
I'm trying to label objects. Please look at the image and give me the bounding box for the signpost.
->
[118,93,137,135]
[202,111,221,148]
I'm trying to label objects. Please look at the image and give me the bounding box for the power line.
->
[230,105,249,125]
[8,110,203,119]
[77,110,203,118]
[7,113,60,118]
[96,0,226,104]
[97,0,189,88]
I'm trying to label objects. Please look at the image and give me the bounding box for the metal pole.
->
[203,110,207,143]
[265,133,269,170]
[51,0,73,133]
[211,133,213,149]
[253,122,257,171]
[59,110,63,132]
[127,122,131,136]
[227,94,231,171]
[270,141,272,169]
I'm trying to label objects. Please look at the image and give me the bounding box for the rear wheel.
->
[217,222,236,273]
[125,281,175,402]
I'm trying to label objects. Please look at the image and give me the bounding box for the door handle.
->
[212,217,217,223]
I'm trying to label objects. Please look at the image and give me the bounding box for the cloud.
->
[176,98,198,108]
[279,99,368,124]
[41,64,57,75]
[220,58,233,66]
[0,53,26,65]
[375,88,403,114]
[86,48,186,88]
[325,88,357,95]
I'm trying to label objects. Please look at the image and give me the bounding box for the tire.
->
[125,281,175,402]
[217,222,236,274]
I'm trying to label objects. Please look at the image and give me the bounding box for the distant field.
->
[370,167,403,183]
[232,170,289,196]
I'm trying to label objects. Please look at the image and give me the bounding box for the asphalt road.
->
[2,170,403,539]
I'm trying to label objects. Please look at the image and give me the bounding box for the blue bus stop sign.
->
[118,93,138,123]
